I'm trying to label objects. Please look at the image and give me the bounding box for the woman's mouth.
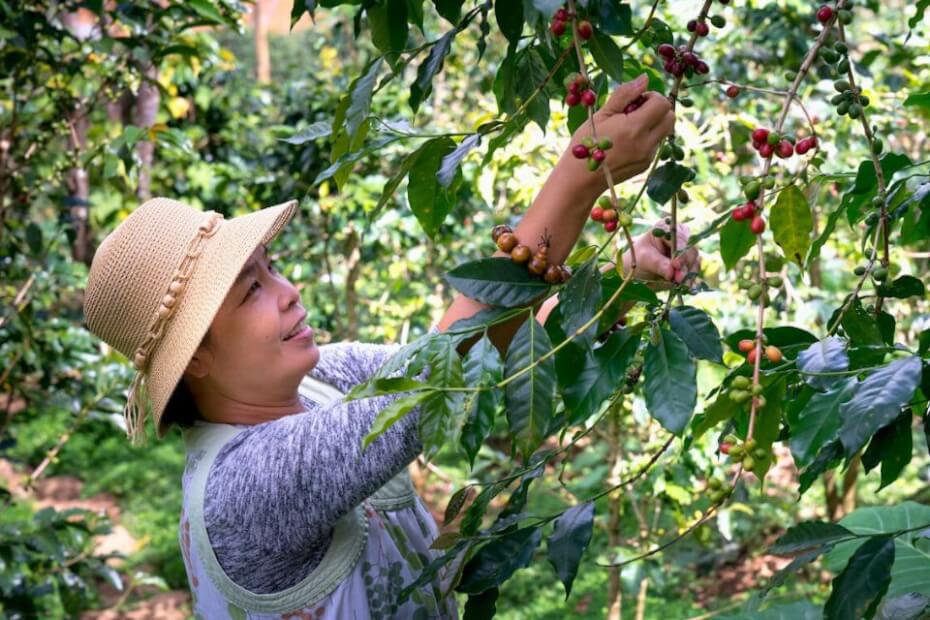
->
[283,324,313,342]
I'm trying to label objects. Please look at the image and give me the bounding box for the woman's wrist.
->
[551,154,606,208]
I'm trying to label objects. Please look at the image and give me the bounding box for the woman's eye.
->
[248,281,261,296]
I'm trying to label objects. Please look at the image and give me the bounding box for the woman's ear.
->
[185,339,214,379]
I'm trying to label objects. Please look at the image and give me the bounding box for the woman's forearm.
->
[438,157,601,354]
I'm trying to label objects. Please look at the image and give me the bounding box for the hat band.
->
[122,210,224,444]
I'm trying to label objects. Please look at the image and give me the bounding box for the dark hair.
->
[161,330,210,431]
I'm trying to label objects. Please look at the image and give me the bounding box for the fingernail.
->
[636,73,648,86]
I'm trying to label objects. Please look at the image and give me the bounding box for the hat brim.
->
[145,199,298,439]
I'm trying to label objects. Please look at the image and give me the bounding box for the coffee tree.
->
[290,0,930,616]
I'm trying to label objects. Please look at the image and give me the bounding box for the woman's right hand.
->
[566,74,675,193]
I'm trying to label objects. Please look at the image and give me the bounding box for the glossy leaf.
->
[444,485,473,525]
[445,257,551,307]
[408,137,457,238]
[720,215,757,270]
[788,378,857,469]
[646,162,691,205]
[824,535,895,620]
[547,502,595,599]
[457,526,543,594]
[826,502,930,600]
[494,0,523,47]
[504,316,557,459]
[796,336,850,391]
[590,0,633,35]
[877,275,925,300]
[643,327,697,435]
[419,336,465,460]
[345,58,383,140]
[463,587,499,619]
[587,30,624,84]
[668,305,723,363]
[770,185,813,266]
[438,133,481,188]
[861,412,913,491]
[279,121,332,144]
[461,335,503,465]
[368,0,408,58]
[559,260,601,346]
[410,29,456,113]
[562,327,642,425]
[362,391,433,449]
[771,521,855,555]
[838,356,922,457]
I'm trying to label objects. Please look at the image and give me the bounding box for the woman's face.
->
[188,244,319,402]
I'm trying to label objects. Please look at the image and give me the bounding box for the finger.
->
[648,110,676,142]
[679,247,699,272]
[636,92,673,127]
[638,247,675,281]
[600,73,649,115]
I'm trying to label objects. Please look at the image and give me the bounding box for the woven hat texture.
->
[83,197,297,442]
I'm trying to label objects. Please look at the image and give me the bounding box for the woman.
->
[82,74,699,618]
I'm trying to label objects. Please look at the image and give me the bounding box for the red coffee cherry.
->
[581,90,597,107]
[751,128,770,143]
[726,85,741,98]
[696,21,710,36]
[572,144,590,159]
[695,60,710,74]
[565,92,581,107]
[592,148,606,163]
[590,207,604,221]
[816,5,834,23]
[550,19,566,36]
[555,8,569,21]
[577,20,593,40]
[750,215,766,234]
[776,139,795,158]
[758,142,775,158]
[658,44,675,59]
[604,220,618,232]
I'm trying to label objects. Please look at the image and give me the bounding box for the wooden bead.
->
[133,351,146,369]
[168,281,183,295]
[157,304,172,319]
[162,294,176,308]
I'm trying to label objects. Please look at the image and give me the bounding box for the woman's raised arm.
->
[437,74,675,354]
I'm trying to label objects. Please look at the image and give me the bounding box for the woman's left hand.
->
[618,220,701,290]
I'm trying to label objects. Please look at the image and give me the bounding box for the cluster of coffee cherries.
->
[749,127,819,160]
[657,43,709,78]
[549,6,592,39]
[492,226,571,284]
[589,195,632,232]
[737,274,783,302]
[704,477,733,504]
[719,434,767,472]
[736,338,783,365]
[830,79,871,121]
[572,136,613,172]
[563,72,596,108]
[623,94,647,114]
[853,262,890,282]
[686,12,727,37]
[731,174,774,234]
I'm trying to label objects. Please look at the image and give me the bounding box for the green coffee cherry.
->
[837,100,851,115]
[744,181,761,200]
[599,138,613,149]
[837,58,850,73]
[732,376,751,390]
[652,227,666,238]
[871,139,883,155]
[587,158,600,171]
[784,71,797,81]
[659,144,673,159]
[708,477,723,490]
[710,14,726,28]
[739,175,754,186]
[854,265,866,276]
[724,434,740,444]
[764,177,776,190]
[848,103,862,119]
[678,189,690,203]
[871,195,884,208]
[752,383,764,395]
[820,48,839,63]
[859,95,870,107]
[831,93,846,105]
[753,447,768,460]
[582,136,596,148]
[742,456,755,470]
[838,9,853,24]
[872,266,888,281]
[768,276,783,288]
[834,79,851,92]
[680,97,694,107]
[834,42,848,55]
[729,390,751,403]
[766,132,780,146]
[748,284,763,300]
[672,144,686,160]
[598,196,612,209]
[618,212,633,227]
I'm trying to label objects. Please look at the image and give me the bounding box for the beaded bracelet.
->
[491,226,571,284]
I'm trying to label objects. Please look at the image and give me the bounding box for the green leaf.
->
[438,133,481,188]
[643,327,697,434]
[861,412,913,491]
[719,214,757,270]
[835,298,883,349]
[419,337,465,460]
[796,336,850,391]
[842,154,912,224]
[345,377,429,402]
[408,136,456,238]
[188,0,227,24]
[788,378,857,469]
[463,587,499,619]
[799,440,844,494]
[646,162,691,205]
[770,185,812,267]
[346,58,383,140]
[279,121,332,145]
[406,0,425,31]
[878,275,926,300]
[771,521,855,555]
[368,0,408,58]
[590,0,633,35]
[461,336,503,465]
[824,535,895,620]
[547,502,595,599]
[445,257,551,307]
[434,0,464,23]
[826,502,930,601]
[838,356,922,457]
[457,526,543,594]
[410,29,456,113]
[515,47,552,133]
[587,30,624,84]
[25,223,42,255]
[494,0,523,47]
[904,91,930,110]
[668,305,723,363]
[908,1,930,31]
[505,316,557,459]
[562,327,642,425]
[362,391,433,448]
[762,547,834,598]
[806,199,846,270]
[559,260,601,345]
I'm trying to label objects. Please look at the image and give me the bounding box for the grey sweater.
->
[202,340,426,594]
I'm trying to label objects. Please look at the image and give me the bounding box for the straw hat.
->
[83,197,297,444]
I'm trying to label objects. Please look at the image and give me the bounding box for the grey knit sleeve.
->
[203,331,437,594]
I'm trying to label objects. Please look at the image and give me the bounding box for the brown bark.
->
[132,63,160,201]
[65,106,92,264]
[606,406,623,620]
[823,454,860,521]
[344,227,361,340]
[253,0,274,83]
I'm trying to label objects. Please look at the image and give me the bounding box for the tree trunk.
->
[344,228,361,340]
[606,406,623,620]
[66,105,92,264]
[132,63,159,201]
[253,0,274,83]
